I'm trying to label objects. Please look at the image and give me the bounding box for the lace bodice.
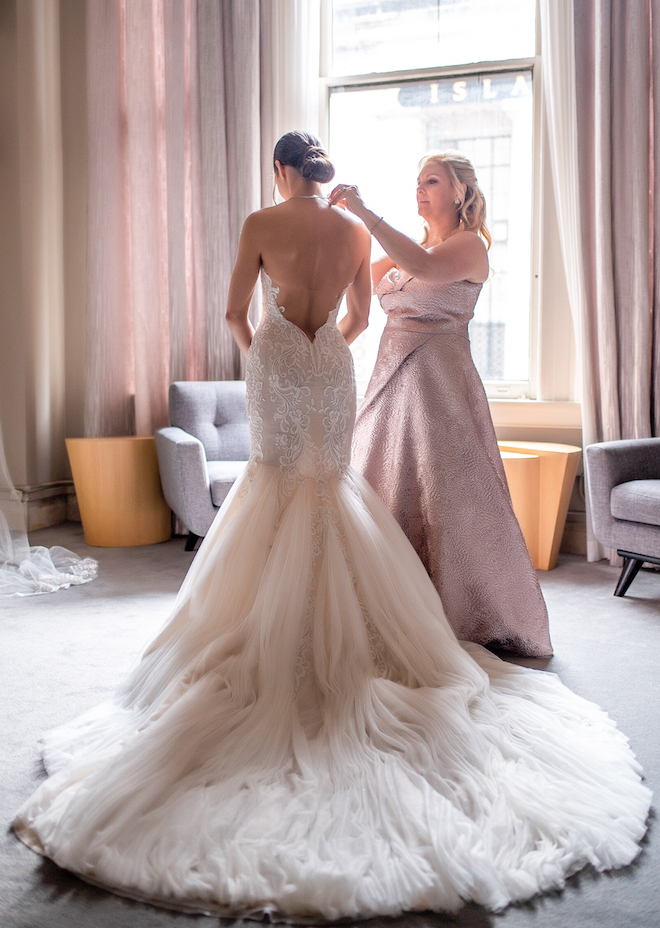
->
[245,270,356,483]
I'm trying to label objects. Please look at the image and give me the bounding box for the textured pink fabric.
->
[352,268,552,658]
[84,0,263,438]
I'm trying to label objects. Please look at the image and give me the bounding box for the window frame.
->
[319,0,544,401]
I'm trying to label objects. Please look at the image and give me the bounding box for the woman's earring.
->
[455,199,461,206]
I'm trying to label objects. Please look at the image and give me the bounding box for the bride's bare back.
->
[260,199,369,337]
[226,198,372,353]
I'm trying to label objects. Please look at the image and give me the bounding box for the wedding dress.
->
[14,270,651,921]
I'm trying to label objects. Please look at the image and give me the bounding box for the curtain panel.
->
[542,0,659,559]
[574,0,659,443]
[84,0,320,438]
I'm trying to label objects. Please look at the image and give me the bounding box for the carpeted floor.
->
[1,523,659,928]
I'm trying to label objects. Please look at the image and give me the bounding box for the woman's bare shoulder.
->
[239,205,291,245]
[330,205,371,243]
[425,230,488,283]
[428,230,488,263]
[243,204,283,227]
[447,229,487,250]
[331,204,365,226]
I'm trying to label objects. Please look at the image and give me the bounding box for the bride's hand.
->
[328,184,365,214]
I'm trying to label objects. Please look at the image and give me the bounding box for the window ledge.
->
[488,400,581,430]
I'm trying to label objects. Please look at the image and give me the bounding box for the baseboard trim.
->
[560,510,587,556]
[6,481,81,531]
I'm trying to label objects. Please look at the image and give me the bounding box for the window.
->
[324,0,540,398]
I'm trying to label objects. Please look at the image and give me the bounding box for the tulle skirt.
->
[13,462,651,921]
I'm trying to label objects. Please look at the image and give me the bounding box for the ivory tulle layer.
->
[0,542,98,596]
[14,463,651,922]
[1,410,98,596]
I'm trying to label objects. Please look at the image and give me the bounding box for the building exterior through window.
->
[326,0,538,397]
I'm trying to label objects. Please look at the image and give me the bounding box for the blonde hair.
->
[418,151,491,249]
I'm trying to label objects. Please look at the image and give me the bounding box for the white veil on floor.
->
[0,418,97,596]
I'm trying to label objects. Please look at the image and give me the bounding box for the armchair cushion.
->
[611,480,660,527]
[585,437,660,558]
[209,461,248,507]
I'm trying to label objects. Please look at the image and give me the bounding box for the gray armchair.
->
[156,381,250,551]
[584,438,660,596]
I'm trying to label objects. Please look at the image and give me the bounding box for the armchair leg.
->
[184,532,200,552]
[614,556,643,597]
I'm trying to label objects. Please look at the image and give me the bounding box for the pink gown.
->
[352,268,552,658]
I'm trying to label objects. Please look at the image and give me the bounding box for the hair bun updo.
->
[300,146,335,183]
[273,131,336,184]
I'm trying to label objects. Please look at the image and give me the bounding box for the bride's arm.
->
[338,228,372,345]
[226,214,262,356]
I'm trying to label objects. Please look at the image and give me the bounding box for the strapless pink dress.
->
[352,268,552,658]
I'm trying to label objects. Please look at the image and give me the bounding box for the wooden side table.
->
[498,441,582,570]
[66,437,171,546]
[499,451,541,567]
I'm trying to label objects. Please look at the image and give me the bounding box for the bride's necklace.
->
[288,195,326,200]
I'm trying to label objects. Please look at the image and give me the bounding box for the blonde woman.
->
[330,152,552,657]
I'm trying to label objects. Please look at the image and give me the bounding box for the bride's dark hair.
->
[273,131,335,184]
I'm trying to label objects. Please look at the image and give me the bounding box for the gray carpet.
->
[1,523,659,928]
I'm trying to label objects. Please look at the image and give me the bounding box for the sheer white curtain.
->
[84,0,321,439]
[540,0,659,561]
[539,0,602,559]
[0,0,97,595]
[259,0,322,204]
[197,0,262,382]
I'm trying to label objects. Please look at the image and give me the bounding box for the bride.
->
[13,131,651,922]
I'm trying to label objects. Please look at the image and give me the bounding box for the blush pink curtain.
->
[574,0,660,443]
[542,0,660,560]
[84,0,263,437]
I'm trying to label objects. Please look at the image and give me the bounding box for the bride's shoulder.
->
[244,204,280,225]
[331,206,371,241]
[331,205,362,226]
[239,205,284,242]
[244,202,303,230]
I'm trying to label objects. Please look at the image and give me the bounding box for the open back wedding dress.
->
[14,270,651,921]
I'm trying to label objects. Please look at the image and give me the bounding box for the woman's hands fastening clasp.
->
[328,184,364,213]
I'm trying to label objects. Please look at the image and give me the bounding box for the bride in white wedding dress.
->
[14,132,651,922]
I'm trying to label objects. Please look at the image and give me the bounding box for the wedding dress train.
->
[14,271,651,921]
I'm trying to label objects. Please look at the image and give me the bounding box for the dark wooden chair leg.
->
[184,532,200,552]
[614,556,643,597]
